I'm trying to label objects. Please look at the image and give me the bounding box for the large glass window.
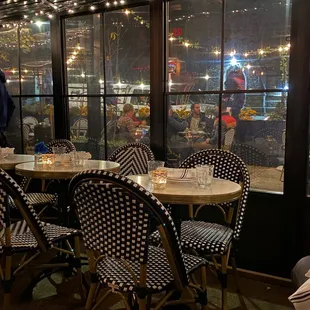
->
[166,0,290,193]
[0,21,54,153]
[65,6,150,159]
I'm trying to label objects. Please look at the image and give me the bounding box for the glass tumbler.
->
[53,146,66,165]
[147,160,165,178]
[151,169,168,190]
[196,165,214,188]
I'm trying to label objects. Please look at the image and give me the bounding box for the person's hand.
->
[205,138,210,144]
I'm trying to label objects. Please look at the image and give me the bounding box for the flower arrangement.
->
[80,106,88,116]
[138,106,150,118]
[239,107,257,120]
[175,107,190,119]
[34,142,48,154]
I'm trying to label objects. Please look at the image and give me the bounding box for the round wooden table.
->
[0,154,34,170]
[128,174,242,205]
[15,160,120,179]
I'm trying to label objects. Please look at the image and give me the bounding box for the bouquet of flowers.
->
[239,107,257,120]
[138,106,150,118]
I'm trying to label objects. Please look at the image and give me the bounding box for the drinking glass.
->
[196,165,214,188]
[52,146,66,154]
[53,147,66,165]
[151,169,168,190]
[147,160,165,178]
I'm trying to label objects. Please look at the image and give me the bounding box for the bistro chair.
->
[0,169,82,310]
[231,142,270,167]
[150,149,250,310]
[179,149,250,310]
[253,127,283,144]
[108,142,154,176]
[71,118,88,139]
[46,139,76,154]
[223,128,235,151]
[69,170,208,310]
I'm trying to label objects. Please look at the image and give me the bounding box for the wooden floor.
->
[5,268,294,310]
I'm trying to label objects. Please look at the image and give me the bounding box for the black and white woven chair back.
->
[69,170,188,284]
[46,139,76,154]
[254,127,283,144]
[108,142,155,176]
[180,149,250,240]
[231,143,270,167]
[0,169,51,251]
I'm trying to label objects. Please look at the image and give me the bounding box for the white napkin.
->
[289,270,310,309]
[166,168,194,180]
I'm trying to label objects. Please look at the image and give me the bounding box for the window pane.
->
[224,0,291,91]
[106,96,150,158]
[20,22,53,95]
[65,15,103,95]
[105,6,150,94]
[166,95,219,167]
[168,0,222,92]
[69,96,104,159]
[0,26,19,95]
[22,97,54,154]
[6,98,22,153]
[226,92,287,193]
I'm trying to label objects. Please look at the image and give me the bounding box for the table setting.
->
[129,161,241,205]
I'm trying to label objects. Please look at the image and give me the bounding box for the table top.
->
[0,154,34,170]
[128,174,242,205]
[15,160,120,179]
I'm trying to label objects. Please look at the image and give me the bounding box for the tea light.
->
[42,154,56,166]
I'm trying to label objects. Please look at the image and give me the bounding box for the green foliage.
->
[69,106,81,116]
[268,101,286,121]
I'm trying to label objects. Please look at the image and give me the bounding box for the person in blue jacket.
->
[0,70,15,147]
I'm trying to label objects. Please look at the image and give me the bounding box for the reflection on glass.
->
[168,0,222,93]
[20,22,53,95]
[22,98,54,154]
[0,26,19,95]
[6,98,22,153]
[224,0,291,91]
[105,7,150,94]
[65,15,102,96]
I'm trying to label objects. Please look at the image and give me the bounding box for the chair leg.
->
[146,294,152,309]
[231,256,247,309]
[74,236,85,300]
[138,297,147,310]
[220,254,228,310]
[201,264,208,310]
[85,283,96,310]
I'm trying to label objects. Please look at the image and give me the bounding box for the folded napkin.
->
[166,168,194,180]
[289,270,310,309]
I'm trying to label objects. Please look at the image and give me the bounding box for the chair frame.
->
[0,170,82,309]
[180,149,250,310]
[69,170,208,310]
